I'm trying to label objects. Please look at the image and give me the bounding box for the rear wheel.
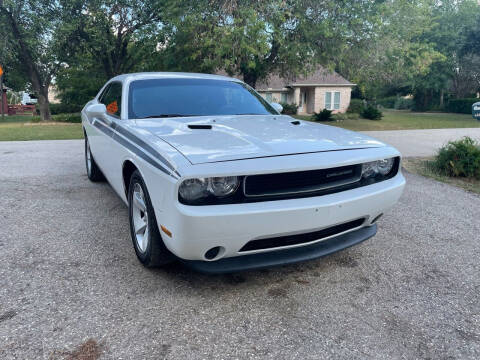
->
[128,170,173,267]
[85,136,105,182]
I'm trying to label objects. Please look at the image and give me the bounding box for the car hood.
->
[135,115,385,164]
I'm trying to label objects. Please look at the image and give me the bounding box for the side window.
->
[265,92,272,102]
[100,82,122,117]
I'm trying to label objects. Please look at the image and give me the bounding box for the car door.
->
[93,82,124,186]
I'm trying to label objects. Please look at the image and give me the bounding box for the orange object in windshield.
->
[107,100,118,114]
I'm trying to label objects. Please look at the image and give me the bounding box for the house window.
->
[334,92,341,110]
[325,91,341,110]
[265,92,272,102]
[325,92,332,110]
[281,93,287,103]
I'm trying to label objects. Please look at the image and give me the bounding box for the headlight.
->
[179,176,240,203]
[362,158,395,178]
[377,158,394,175]
[178,178,209,201]
[208,176,240,197]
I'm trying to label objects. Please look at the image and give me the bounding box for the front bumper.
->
[181,224,377,273]
[159,173,405,263]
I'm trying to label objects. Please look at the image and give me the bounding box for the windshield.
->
[128,78,278,119]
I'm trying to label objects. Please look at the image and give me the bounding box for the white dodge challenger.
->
[82,72,405,273]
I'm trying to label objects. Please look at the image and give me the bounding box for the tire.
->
[128,170,174,267]
[85,136,105,182]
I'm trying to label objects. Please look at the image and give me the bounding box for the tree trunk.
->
[439,89,444,108]
[243,72,257,88]
[37,89,51,121]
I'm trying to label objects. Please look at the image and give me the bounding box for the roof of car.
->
[110,72,242,83]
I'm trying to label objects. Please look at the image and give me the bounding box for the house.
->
[255,66,355,114]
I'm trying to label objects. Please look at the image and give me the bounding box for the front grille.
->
[244,164,362,197]
[239,218,366,252]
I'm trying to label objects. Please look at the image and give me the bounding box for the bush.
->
[333,112,360,121]
[312,109,333,121]
[48,103,83,115]
[52,113,81,123]
[280,103,298,115]
[445,98,479,114]
[377,96,413,110]
[361,105,383,120]
[28,113,81,123]
[431,137,480,179]
[347,99,365,113]
[377,96,397,109]
[394,97,414,110]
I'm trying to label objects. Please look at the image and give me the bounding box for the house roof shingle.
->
[255,66,354,90]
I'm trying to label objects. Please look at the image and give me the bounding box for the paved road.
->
[1,140,480,359]
[363,128,480,157]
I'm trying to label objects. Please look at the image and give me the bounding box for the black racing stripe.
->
[92,120,173,177]
[114,132,171,176]
[93,119,115,138]
[114,124,176,172]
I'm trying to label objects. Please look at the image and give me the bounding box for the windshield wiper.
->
[142,114,198,119]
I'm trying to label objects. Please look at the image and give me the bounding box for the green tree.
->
[338,0,443,100]
[163,0,383,88]
[54,0,173,106]
[413,0,478,109]
[0,0,67,120]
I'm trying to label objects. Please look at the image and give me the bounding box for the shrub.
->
[395,97,414,110]
[377,96,397,109]
[280,103,298,115]
[48,102,83,115]
[52,113,81,123]
[445,98,479,114]
[377,96,413,110]
[431,137,480,179]
[333,112,360,121]
[312,109,333,121]
[361,105,383,120]
[347,99,365,113]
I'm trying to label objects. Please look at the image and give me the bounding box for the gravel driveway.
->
[1,140,479,359]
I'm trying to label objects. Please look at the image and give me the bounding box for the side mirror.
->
[271,102,283,114]
[86,103,107,118]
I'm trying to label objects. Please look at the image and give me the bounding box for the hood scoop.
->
[188,124,212,130]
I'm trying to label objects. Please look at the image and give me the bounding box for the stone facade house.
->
[255,66,355,114]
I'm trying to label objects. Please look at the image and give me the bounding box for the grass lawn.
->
[403,157,480,195]
[294,110,480,131]
[1,110,480,141]
[0,115,83,141]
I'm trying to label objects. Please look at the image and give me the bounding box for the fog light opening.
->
[371,213,383,224]
[204,246,225,261]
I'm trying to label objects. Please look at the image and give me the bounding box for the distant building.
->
[255,66,355,114]
[48,85,61,104]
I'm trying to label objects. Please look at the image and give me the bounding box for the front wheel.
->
[128,170,174,267]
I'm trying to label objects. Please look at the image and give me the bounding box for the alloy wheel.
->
[131,183,149,253]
